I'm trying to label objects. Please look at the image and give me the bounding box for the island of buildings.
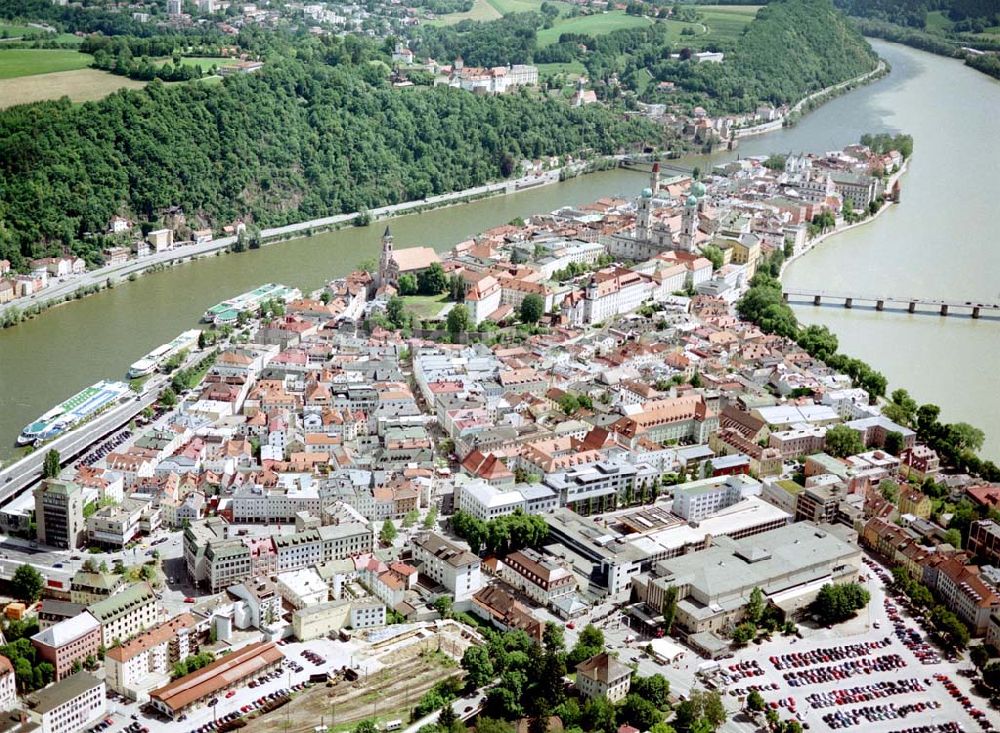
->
[2,139,996,733]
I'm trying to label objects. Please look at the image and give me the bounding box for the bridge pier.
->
[973,306,981,319]
[876,300,884,311]
[908,301,916,313]
[844,298,853,309]
[813,295,821,306]
[940,304,949,316]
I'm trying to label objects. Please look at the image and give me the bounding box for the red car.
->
[226,690,236,698]
[184,597,196,603]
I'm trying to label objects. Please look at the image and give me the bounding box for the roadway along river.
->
[1,39,997,461]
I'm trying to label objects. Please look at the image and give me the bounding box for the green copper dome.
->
[641,187,653,198]
[685,194,698,208]
[691,181,707,197]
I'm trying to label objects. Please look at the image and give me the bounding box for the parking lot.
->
[699,555,995,733]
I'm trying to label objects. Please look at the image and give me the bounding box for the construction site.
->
[248,621,482,733]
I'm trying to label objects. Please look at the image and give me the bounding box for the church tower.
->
[679,195,698,252]
[649,162,660,196]
[378,226,394,288]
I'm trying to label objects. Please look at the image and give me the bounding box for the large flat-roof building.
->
[25,672,105,733]
[148,641,283,719]
[31,612,102,681]
[633,521,861,635]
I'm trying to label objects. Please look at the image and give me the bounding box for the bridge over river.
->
[782,290,1000,319]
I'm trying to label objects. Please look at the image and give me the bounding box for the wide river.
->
[1,40,998,462]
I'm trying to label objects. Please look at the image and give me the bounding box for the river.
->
[1,39,998,461]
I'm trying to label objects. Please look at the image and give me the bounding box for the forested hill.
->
[718,0,879,106]
[639,0,877,112]
[0,54,662,268]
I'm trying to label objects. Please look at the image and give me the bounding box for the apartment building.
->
[0,655,14,711]
[411,533,483,603]
[671,475,759,522]
[499,548,576,607]
[70,570,126,605]
[104,613,198,701]
[575,653,632,703]
[88,582,159,647]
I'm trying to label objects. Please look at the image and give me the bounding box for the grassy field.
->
[400,293,453,320]
[0,48,91,79]
[537,11,653,46]
[429,0,502,25]
[0,23,39,37]
[924,10,953,33]
[537,60,586,77]
[0,68,145,109]
[697,5,761,43]
[486,0,573,14]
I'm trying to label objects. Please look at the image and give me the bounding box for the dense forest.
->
[834,0,1000,29]
[0,38,663,267]
[832,0,1000,79]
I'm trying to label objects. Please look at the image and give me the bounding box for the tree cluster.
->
[810,582,870,625]
[450,509,548,555]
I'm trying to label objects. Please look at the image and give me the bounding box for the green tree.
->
[630,674,670,709]
[419,262,448,295]
[661,585,678,634]
[519,293,545,324]
[387,296,407,329]
[879,479,900,503]
[700,244,724,270]
[11,564,44,603]
[746,586,765,625]
[438,701,458,732]
[447,304,470,339]
[929,605,970,649]
[461,644,495,689]
[354,721,379,733]
[380,519,398,545]
[42,449,61,479]
[824,424,865,458]
[434,595,453,617]
[811,582,870,625]
[159,387,178,407]
[731,622,756,646]
[883,430,904,456]
[619,694,663,730]
[746,690,765,712]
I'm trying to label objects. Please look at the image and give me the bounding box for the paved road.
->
[0,375,165,505]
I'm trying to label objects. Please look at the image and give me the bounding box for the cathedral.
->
[605,163,705,260]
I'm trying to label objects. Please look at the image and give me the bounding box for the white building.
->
[454,480,525,521]
[0,655,15,711]
[104,614,197,702]
[412,533,483,603]
[87,582,159,647]
[26,672,106,733]
[671,475,761,521]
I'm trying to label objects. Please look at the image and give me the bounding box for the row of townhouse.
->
[861,518,1000,636]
